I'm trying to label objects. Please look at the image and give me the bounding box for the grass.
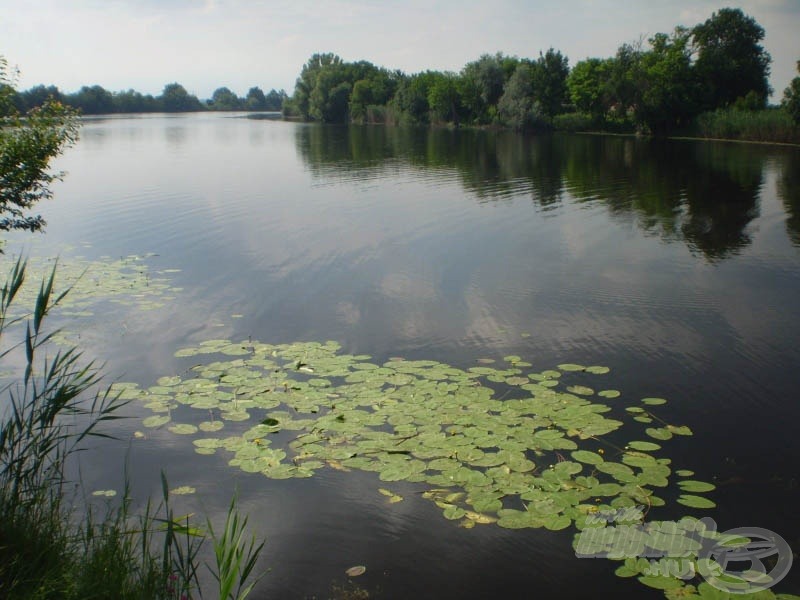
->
[0,257,265,599]
[688,107,800,144]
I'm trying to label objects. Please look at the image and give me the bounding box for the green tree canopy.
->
[159,83,203,112]
[210,86,242,111]
[783,61,800,125]
[497,63,537,130]
[567,58,613,121]
[692,7,771,109]
[0,57,79,231]
[532,48,569,117]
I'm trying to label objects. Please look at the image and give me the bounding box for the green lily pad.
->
[677,480,716,493]
[677,494,716,509]
[142,415,170,428]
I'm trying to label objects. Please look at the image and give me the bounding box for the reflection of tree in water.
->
[561,137,765,260]
[777,150,800,245]
[295,125,773,260]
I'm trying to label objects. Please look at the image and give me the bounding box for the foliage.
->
[210,87,242,111]
[427,72,463,125]
[532,48,569,118]
[783,60,800,125]
[497,63,539,130]
[207,494,265,600]
[160,83,205,113]
[0,57,79,232]
[567,58,613,122]
[692,7,771,110]
[631,28,699,134]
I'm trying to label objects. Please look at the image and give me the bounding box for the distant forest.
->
[6,7,800,140]
[281,7,799,139]
[8,81,287,114]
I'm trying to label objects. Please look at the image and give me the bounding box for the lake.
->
[5,113,800,598]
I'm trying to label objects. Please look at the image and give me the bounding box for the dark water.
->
[8,114,800,598]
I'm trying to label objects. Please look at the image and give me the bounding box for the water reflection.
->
[294,126,785,261]
[778,150,800,245]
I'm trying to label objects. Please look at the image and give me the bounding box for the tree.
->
[532,48,569,117]
[245,86,267,110]
[632,28,699,134]
[497,63,539,130]
[209,87,242,111]
[0,57,79,231]
[159,83,203,112]
[66,85,114,114]
[692,8,771,109]
[263,89,286,111]
[783,61,800,125]
[460,54,506,123]
[567,58,613,121]
[292,53,343,120]
[427,72,462,125]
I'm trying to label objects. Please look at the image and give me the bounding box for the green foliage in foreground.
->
[0,258,264,599]
[0,57,80,231]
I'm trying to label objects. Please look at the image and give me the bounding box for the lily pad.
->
[677,494,716,509]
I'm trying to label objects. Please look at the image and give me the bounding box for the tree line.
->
[6,81,287,115]
[284,7,800,135]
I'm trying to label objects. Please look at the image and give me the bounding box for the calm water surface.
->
[8,113,800,598]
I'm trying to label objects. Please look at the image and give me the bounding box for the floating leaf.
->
[641,398,667,406]
[558,364,586,372]
[585,366,610,375]
[566,385,594,396]
[598,390,620,399]
[92,489,117,497]
[677,480,716,493]
[627,441,661,452]
[142,415,170,428]
[645,427,673,441]
[677,495,716,509]
[345,565,366,577]
[571,450,604,465]
[171,486,196,495]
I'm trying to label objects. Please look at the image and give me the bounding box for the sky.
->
[1,0,798,101]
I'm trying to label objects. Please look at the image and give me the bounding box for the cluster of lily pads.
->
[0,251,180,319]
[120,340,800,599]
[116,340,717,533]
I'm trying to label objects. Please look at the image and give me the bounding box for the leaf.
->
[558,363,586,372]
[645,427,673,441]
[641,397,667,406]
[678,480,716,493]
[345,565,366,577]
[571,450,604,465]
[585,366,610,375]
[143,415,170,428]
[627,441,661,452]
[677,494,716,509]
